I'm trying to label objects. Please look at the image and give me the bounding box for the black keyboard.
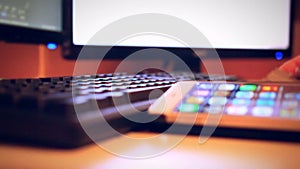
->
[0,72,237,148]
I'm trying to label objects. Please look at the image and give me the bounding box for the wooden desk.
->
[0,132,299,169]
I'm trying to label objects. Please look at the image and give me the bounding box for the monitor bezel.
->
[62,0,294,60]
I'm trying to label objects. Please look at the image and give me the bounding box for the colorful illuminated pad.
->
[239,84,257,91]
[176,82,299,118]
[179,103,199,113]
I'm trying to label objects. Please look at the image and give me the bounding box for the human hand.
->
[279,55,300,79]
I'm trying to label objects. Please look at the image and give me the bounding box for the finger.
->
[279,55,300,74]
[295,67,300,79]
[279,60,298,74]
[291,55,300,65]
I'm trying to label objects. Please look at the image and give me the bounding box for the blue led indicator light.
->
[47,43,57,50]
[275,52,283,60]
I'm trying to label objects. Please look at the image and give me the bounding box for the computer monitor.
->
[63,0,294,63]
[0,0,63,44]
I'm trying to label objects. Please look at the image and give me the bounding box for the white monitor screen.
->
[73,0,291,50]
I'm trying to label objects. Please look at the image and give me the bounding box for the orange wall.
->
[0,3,299,79]
[201,2,300,79]
[0,42,40,78]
